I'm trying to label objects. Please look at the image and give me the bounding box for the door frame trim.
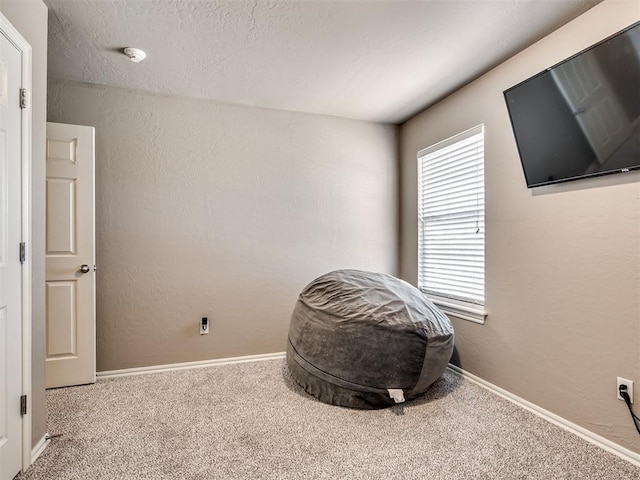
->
[0,12,33,473]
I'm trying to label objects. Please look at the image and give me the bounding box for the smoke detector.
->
[123,47,147,63]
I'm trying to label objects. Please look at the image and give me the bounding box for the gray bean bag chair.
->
[287,269,454,409]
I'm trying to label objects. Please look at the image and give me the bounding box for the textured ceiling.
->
[45,0,603,124]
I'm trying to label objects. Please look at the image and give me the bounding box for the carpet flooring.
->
[16,359,640,479]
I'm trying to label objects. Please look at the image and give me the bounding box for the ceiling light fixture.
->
[123,47,147,63]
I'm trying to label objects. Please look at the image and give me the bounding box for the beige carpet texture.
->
[17,359,640,479]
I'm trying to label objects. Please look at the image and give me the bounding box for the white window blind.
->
[418,125,485,309]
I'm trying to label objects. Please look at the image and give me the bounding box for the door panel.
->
[0,306,7,452]
[0,59,7,107]
[45,123,96,389]
[46,136,77,164]
[46,281,77,358]
[0,129,6,266]
[46,178,76,255]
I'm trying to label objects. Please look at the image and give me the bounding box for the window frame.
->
[417,125,487,324]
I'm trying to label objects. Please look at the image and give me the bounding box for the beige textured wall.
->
[0,0,48,449]
[400,0,640,452]
[47,80,398,372]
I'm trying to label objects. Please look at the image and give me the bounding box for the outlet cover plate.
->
[617,377,633,403]
[200,318,209,335]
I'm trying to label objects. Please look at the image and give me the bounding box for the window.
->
[417,125,485,324]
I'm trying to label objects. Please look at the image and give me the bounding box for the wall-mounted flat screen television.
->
[504,21,640,188]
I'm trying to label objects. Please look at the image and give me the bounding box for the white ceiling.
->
[45,0,602,124]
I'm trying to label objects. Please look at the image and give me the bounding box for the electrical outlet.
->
[200,317,209,335]
[617,377,633,403]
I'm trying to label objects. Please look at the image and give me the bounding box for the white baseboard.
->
[447,364,640,468]
[97,352,287,379]
[30,433,50,465]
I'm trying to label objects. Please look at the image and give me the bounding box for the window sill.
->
[425,294,486,325]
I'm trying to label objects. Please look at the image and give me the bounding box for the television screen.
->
[504,21,640,188]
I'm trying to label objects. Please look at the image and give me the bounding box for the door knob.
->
[80,264,91,274]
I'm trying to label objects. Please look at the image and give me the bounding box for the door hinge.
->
[19,88,28,109]
[20,395,27,416]
[19,242,26,264]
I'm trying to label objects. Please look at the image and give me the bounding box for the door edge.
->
[0,11,34,473]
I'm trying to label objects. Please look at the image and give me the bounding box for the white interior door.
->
[45,122,96,389]
[0,21,24,480]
